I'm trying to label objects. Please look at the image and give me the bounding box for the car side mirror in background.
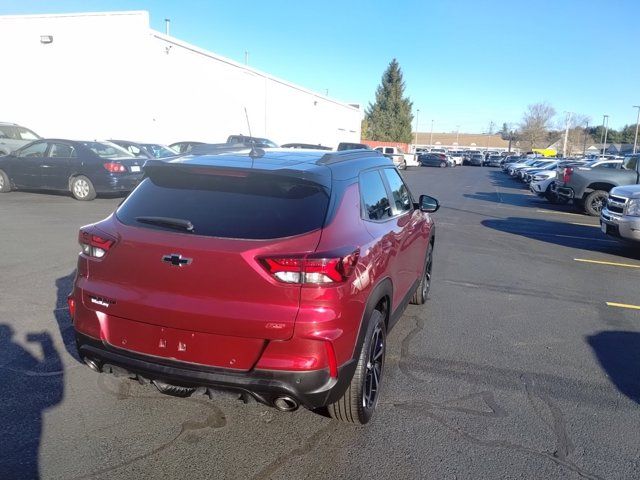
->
[419,194,440,213]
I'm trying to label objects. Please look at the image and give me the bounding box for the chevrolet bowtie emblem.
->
[162,254,192,267]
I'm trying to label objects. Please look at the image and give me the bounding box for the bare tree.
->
[519,102,556,150]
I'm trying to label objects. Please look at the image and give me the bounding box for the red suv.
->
[69,149,438,424]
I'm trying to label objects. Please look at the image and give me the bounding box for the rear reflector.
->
[67,297,76,319]
[103,162,127,173]
[259,249,359,285]
[79,230,115,258]
[324,341,338,378]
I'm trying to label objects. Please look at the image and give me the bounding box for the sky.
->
[2,0,639,133]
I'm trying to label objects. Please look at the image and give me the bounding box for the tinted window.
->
[383,169,412,214]
[49,143,76,158]
[81,142,134,159]
[17,142,47,157]
[360,170,392,221]
[623,156,638,171]
[117,171,330,239]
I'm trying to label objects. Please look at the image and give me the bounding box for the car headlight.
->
[626,199,640,217]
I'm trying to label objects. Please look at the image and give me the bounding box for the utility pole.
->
[414,109,420,150]
[456,125,460,145]
[244,51,249,65]
[486,121,494,152]
[633,105,640,154]
[164,18,171,35]
[602,115,609,157]
[430,119,434,147]
[562,112,573,158]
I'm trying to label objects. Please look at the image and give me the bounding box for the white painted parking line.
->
[574,258,640,269]
[570,222,599,227]
[606,302,640,311]
[535,209,583,217]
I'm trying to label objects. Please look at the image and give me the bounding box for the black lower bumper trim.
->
[76,333,356,410]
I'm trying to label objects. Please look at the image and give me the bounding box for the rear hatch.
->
[80,160,331,369]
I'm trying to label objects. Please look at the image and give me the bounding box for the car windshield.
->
[141,144,178,158]
[81,141,135,158]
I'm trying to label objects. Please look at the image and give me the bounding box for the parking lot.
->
[1,165,638,480]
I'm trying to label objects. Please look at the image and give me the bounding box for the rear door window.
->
[359,170,392,221]
[116,169,330,239]
[49,143,76,158]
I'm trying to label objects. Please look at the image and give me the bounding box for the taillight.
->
[103,162,127,173]
[562,167,573,183]
[259,249,360,285]
[79,230,115,258]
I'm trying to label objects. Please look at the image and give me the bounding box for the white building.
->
[0,11,361,147]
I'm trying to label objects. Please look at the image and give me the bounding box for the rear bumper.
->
[76,332,356,410]
[93,173,144,193]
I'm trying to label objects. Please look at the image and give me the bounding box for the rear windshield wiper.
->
[135,216,194,233]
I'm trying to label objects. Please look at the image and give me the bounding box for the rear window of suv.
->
[116,170,330,239]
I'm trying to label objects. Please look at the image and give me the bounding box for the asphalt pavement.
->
[0,166,638,480]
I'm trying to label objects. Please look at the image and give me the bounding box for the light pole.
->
[562,111,573,158]
[633,105,640,154]
[486,121,494,152]
[602,115,609,157]
[456,125,460,145]
[582,120,589,156]
[414,109,420,150]
[430,119,434,147]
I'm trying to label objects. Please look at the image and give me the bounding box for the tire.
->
[70,175,96,201]
[0,169,11,192]
[411,246,433,305]
[583,190,608,216]
[439,161,446,168]
[328,310,386,425]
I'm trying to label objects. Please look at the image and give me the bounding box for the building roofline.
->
[0,10,149,21]
[150,30,360,112]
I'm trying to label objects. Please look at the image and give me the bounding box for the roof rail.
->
[317,149,383,165]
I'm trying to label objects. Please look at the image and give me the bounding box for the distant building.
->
[411,132,516,152]
[0,11,361,146]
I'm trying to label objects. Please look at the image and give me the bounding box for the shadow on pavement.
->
[55,271,81,362]
[0,325,64,479]
[587,331,640,404]
[481,217,640,260]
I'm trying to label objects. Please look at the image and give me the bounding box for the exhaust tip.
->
[273,396,299,412]
[83,357,101,372]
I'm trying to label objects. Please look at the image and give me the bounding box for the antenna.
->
[244,107,261,159]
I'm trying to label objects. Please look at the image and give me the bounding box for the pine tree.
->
[364,59,413,143]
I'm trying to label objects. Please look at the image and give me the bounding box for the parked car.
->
[68,149,439,424]
[484,155,503,167]
[109,140,179,159]
[337,142,371,151]
[448,150,465,166]
[601,184,640,243]
[529,170,558,199]
[419,153,449,168]
[0,139,144,200]
[374,146,416,166]
[0,122,41,155]
[501,155,523,169]
[517,161,557,181]
[553,154,640,215]
[468,154,484,166]
[169,141,205,154]
[281,143,332,150]
[383,153,408,170]
[227,135,279,148]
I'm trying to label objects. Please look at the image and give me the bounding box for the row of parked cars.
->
[500,154,640,244]
[417,150,517,168]
[0,121,396,200]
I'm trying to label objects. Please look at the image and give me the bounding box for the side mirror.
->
[419,194,440,213]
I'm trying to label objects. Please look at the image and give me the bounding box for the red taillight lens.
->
[562,167,573,183]
[103,162,127,173]
[259,249,360,285]
[79,230,115,258]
